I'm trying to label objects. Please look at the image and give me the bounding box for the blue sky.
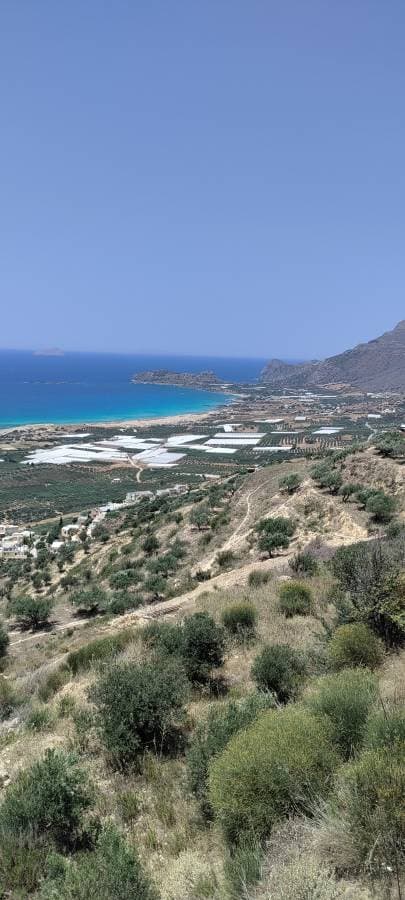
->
[1,1,404,359]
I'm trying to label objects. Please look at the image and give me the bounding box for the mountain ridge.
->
[261,320,405,392]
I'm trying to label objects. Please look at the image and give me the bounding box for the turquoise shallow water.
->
[0,351,265,427]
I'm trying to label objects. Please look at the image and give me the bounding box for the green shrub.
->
[0,749,93,850]
[190,503,210,531]
[109,570,141,590]
[195,568,211,582]
[91,658,189,768]
[328,623,384,671]
[224,837,262,894]
[289,552,318,577]
[331,541,405,646]
[216,550,235,568]
[221,602,257,638]
[142,533,159,555]
[37,665,70,702]
[366,492,396,524]
[256,516,295,557]
[251,644,306,702]
[10,594,54,630]
[0,674,17,720]
[108,592,144,615]
[365,706,405,751]
[311,464,342,493]
[258,530,290,556]
[179,612,225,683]
[339,482,362,502]
[0,831,50,896]
[248,569,270,587]
[256,516,295,537]
[143,574,167,599]
[67,629,137,675]
[209,706,338,844]
[323,747,405,876]
[0,619,9,658]
[143,613,225,684]
[307,668,378,758]
[142,620,184,656]
[39,824,158,900]
[278,581,312,617]
[70,587,109,615]
[279,473,302,494]
[26,705,54,732]
[187,693,272,816]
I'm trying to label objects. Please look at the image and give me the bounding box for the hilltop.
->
[261,320,405,392]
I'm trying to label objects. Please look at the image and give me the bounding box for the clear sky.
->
[1,1,404,360]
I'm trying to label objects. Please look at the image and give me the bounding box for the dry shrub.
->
[160,849,223,900]
[249,820,373,900]
[252,851,372,900]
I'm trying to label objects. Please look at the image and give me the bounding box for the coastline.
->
[0,395,243,436]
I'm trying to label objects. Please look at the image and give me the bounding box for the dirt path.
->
[195,475,286,574]
[127,454,144,482]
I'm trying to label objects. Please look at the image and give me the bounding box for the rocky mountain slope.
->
[261,320,405,392]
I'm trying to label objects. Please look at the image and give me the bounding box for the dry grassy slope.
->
[1,454,405,899]
[342,447,405,515]
[4,458,373,667]
[196,462,368,575]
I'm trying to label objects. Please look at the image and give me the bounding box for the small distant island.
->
[33,348,65,357]
[132,369,224,390]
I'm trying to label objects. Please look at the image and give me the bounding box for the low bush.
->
[180,612,225,683]
[67,629,137,675]
[365,491,396,524]
[195,568,211,582]
[279,472,302,494]
[26,705,54,732]
[10,594,54,630]
[221,602,257,638]
[38,824,158,900]
[37,665,70,702]
[251,643,306,702]
[0,619,9,659]
[143,612,225,683]
[108,592,144,615]
[311,464,342,494]
[216,549,235,569]
[331,541,405,647]
[70,587,109,615]
[248,569,270,587]
[91,658,189,768]
[0,674,18,720]
[364,706,405,751]
[289,552,318,577]
[307,668,378,758]
[209,706,338,844]
[327,623,384,671]
[278,581,312,617]
[187,693,272,816]
[320,747,405,877]
[142,620,184,656]
[0,749,93,851]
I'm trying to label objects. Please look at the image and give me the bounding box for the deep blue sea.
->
[0,351,267,427]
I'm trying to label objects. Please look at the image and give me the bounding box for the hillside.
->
[261,320,405,391]
[1,440,405,899]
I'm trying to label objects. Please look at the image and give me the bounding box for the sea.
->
[0,350,267,428]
